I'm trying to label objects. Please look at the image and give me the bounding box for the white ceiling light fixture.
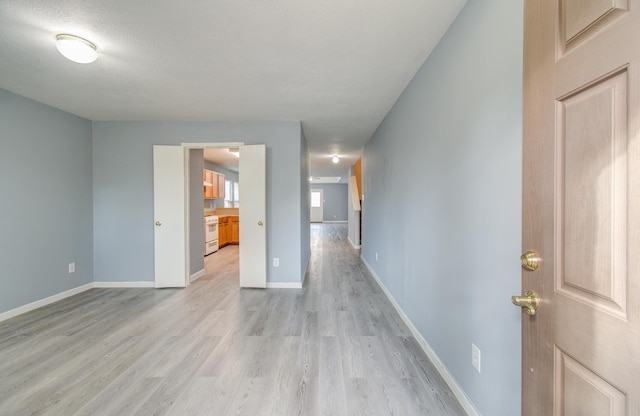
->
[55,34,97,64]
[332,155,340,164]
[228,148,240,157]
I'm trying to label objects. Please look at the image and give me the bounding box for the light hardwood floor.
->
[0,223,466,415]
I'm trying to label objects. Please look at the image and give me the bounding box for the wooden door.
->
[522,1,639,414]
[153,145,187,288]
[239,144,266,288]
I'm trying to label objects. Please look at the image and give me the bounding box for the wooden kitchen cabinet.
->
[230,217,239,244]
[219,217,230,247]
[203,170,214,199]
[217,216,238,248]
[203,170,226,199]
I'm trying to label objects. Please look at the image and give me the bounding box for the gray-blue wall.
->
[311,184,348,222]
[362,0,523,414]
[0,89,94,314]
[92,121,308,284]
[189,149,205,276]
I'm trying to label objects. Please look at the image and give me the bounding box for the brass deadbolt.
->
[520,251,541,271]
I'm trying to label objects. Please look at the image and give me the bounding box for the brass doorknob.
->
[258,221,264,226]
[155,221,162,226]
[512,290,540,316]
[520,251,541,271]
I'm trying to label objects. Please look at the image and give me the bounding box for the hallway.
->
[0,224,466,415]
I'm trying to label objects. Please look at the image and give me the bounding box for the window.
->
[224,179,240,208]
[233,182,239,207]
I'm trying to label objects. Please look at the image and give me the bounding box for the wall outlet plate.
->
[472,343,481,373]
[68,262,76,274]
[273,258,279,267]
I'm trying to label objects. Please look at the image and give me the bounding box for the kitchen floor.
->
[204,243,238,275]
[0,224,465,415]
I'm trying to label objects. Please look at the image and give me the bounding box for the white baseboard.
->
[0,283,94,323]
[347,236,361,249]
[189,269,206,283]
[266,282,303,289]
[0,280,166,323]
[93,281,155,288]
[361,256,481,416]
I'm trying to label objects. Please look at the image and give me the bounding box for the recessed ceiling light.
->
[332,155,340,164]
[55,34,97,64]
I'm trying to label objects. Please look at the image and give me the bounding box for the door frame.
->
[180,142,244,287]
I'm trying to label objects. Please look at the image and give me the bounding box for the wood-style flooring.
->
[0,223,466,415]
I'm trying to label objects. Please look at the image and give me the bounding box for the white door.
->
[153,145,187,288]
[310,189,323,223]
[239,144,266,288]
[521,1,640,414]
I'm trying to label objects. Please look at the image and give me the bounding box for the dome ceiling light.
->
[332,155,340,164]
[55,34,97,64]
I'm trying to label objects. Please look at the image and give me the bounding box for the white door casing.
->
[310,188,323,223]
[239,144,267,288]
[153,145,187,288]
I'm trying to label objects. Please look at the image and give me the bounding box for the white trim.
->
[266,282,303,289]
[323,220,347,223]
[361,256,481,416]
[347,236,361,249]
[93,281,155,288]
[190,269,206,283]
[181,141,244,149]
[0,283,94,323]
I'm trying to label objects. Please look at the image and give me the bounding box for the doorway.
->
[153,143,267,288]
[310,188,323,223]
[200,146,241,277]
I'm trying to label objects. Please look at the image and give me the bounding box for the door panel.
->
[557,70,628,318]
[239,144,266,288]
[522,1,639,415]
[561,0,628,47]
[153,145,187,288]
[554,348,626,416]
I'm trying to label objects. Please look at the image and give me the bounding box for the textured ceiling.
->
[0,0,466,177]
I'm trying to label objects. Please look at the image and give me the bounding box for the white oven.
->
[205,215,219,255]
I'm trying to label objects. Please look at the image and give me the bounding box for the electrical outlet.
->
[273,258,279,267]
[472,343,481,373]
[68,262,76,274]
[375,252,378,262]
